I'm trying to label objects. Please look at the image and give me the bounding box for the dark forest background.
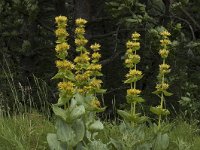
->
[1,0,200,119]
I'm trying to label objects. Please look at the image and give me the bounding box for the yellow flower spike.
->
[55,28,69,37]
[58,81,75,94]
[160,39,171,46]
[90,43,101,51]
[55,43,70,53]
[132,32,141,40]
[55,60,74,70]
[160,30,171,37]
[159,49,169,58]
[127,89,141,96]
[75,18,87,26]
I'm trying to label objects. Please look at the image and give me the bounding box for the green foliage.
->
[0,112,54,150]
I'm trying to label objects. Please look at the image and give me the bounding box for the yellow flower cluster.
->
[55,16,69,56]
[58,81,75,94]
[90,43,102,66]
[55,43,70,53]
[55,60,74,70]
[74,18,88,50]
[160,30,171,37]
[55,16,67,28]
[156,83,169,91]
[127,89,141,96]
[88,64,102,71]
[74,53,90,64]
[75,38,88,46]
[126,69,142,79]
[132,32,141,40]
[125,54,140,67]
[75,18,87,26]
[75,73,90,82]
[125,32,141,69]
[75,27,85,35]
[159,64,171,74]
[92,52,101,60]
[90,99,101,108]
[55,16,67,24]
[89,79,102,89]
[55,28,69,38]
[90,43,101,51]
[159,49,169,59]
[160,39,171,47]
[126,41,140,50]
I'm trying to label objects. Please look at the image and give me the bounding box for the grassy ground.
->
[0,112,54,150]
[1,112,200,150]
[1,67,200,149]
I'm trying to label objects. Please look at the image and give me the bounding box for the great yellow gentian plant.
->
[150,30,172,129]
[118,32,147,125]
[47,16,107,150]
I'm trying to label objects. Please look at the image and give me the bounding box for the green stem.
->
[133,102,136,114]
[158,59,165,128]
[158,114,161,129]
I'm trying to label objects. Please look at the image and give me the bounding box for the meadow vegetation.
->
[1,15,200,150]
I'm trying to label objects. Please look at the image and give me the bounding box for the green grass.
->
[1,109,200,149]
[1,61,200,149]
[0,112,54,150]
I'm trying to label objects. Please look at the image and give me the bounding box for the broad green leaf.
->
[64,70,75,81]
[154,133,169,150]
[52,105,67,121]
[163,90,173,96]
[83,141,108,150]
[73,119,85,145]
[56,95,71,106]
[52,72,65,79]
[56,118,76,146]
[70,105,85,120]
[117,110,132,121]
[95,89,107,94]
[47,133,67,150]
[150,106,170,116]
[126,95,145,103]
[89,120,104,132]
